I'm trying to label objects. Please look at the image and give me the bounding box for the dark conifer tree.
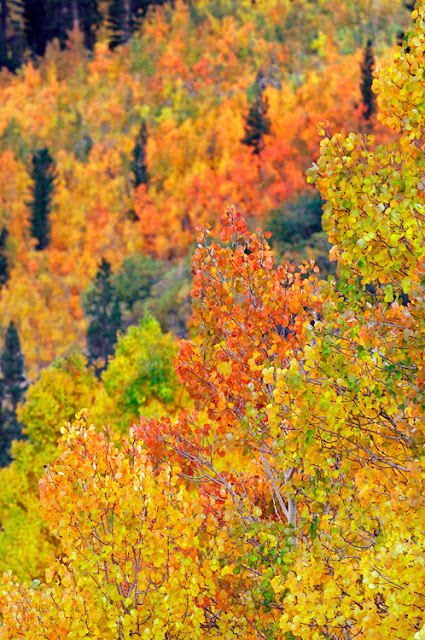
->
[0,0,24,70]
[0,31,8,70]
[0,321,26,466]
[107,0,165,49]
[83,258,122,370]
[107,0,133,49]
[0,0,8,68]
[21,0,51,57]
[76,0,101,50]
[131,121,149,188]
[360,39,376,122]
[0,0,6,43]
[0,408,11,467]
[19,0,72,58]
[29,148,56,251]
[1,321,26,413]
[241,70,271,157]
[0,227,9,287]
[6,1,25,70]
[57,0,75,45]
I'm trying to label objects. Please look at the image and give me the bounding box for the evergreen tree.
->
[21,0,51,57]
[0,227,9,287]
[76,0,101,50]
[241,70,271,157]
[360,39,376,122]
[28,148,56,251]
[6,1,25,71]
[57,0,74,45]
[0,0,23,70]
[0,30,8,70]
[0,0,8,69]
[131,121,149,188]
[107,0,164,49]
[1,321,26,413]
[0,321,26,466]
[20,0,72,58]
[107,0,134,49]
[0,408,11,467]
[83,258,122,370]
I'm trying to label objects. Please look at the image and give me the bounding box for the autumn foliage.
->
[2,1,425,640]
[0,0,410,375]
[3,5,425,629]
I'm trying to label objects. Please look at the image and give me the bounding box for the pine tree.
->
[83,258,122,370]
[0,408,11,467]
[0,0,8,69]
[21,0,50,57]
[1,321,26,413]
[360,39,376,122]
[107,0,133,49]
[57,0,74,45]
[28,148,56,251]
[0,31,8,70]
[0,227,9,287]
[6,1,25,71]
[0,321,26,466]
[107,0,164,49]
[19,0,71,58]
[76,0,101,50]
[241,70,271,157]
[131,121,149,188]
[0,0,23,70]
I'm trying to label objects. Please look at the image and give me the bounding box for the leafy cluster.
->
[0,315,187,579]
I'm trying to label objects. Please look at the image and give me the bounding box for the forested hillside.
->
[0,0,411,376]
[1,1,425,639]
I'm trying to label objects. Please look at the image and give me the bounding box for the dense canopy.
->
[1,1,425,640]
